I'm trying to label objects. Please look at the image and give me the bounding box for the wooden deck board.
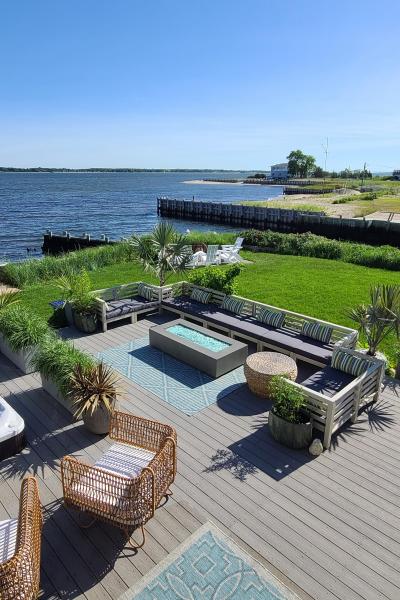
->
[1,314,400,599]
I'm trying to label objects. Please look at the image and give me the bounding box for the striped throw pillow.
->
[191,288,211,304]
[302,321,333,344]
[137,283,153,301]
[258,308,285,329]
[331,350,369,377]
[221,296,244,314]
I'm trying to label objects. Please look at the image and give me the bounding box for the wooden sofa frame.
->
[161,281,358,367]
[288,347,385,447]
[93,281,162,332]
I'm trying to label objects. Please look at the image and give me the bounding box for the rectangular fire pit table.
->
[149,318,248,378]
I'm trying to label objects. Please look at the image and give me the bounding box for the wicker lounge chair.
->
[0,477,43,600]
[61,411,177,548]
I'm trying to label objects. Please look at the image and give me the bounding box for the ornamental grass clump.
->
[68,362,120,419]
[269,376,308,424]
[0,305,50,352]
[33,336,95,394]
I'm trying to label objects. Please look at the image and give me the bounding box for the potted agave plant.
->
[268,376,312,449]
[56,270,98,333]
[68,362,120,434]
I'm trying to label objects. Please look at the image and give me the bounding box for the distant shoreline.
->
[0,168,254,174]
[183,179,284,187]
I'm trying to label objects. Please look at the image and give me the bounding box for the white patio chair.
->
[219,246,242,264]
[193,245,221,267]
[219,237,244,254]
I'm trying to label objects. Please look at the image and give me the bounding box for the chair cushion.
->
[221,296,244,314]
[137,283,154,301]
[331,350,369,377]
[161,296,333,364]
[302,321,333,344]
[94,442,156,478]
[257,308,285,329]
[0,518,18,563]
[190,288,211,304]
[106,296,159,320]
[300,366,355,397]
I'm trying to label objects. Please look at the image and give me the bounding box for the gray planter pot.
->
[73,311,98,334]
[0,333,38,374]
[269,410,312,449]
[82,400,115,434]
[40,375,75,415]
[64,302,75,326]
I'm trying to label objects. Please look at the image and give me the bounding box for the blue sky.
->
[1,0,399,170]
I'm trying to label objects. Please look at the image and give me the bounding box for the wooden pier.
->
[157,197,400,246]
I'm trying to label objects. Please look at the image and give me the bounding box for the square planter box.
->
[40,374,75,415]
[0,333,38,374]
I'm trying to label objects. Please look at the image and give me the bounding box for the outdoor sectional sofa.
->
[94,281,161,332]
[160,282,384,447]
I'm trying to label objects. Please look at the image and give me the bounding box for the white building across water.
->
[270,162,289,179]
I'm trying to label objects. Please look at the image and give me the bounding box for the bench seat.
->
[300,366,354,397]
[106,296,160,321]
[161,296,334,365]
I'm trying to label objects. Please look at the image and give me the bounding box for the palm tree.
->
[130,222,192,287]
[348,284,400,356]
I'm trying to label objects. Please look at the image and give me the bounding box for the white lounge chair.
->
[218,237,244,263]
[193,245,221,267]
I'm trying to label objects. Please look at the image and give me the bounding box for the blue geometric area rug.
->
[119,522,300,600]
[98,337,245,415]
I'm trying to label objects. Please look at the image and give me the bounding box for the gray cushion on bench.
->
[300,366,354,397]
[106,296,159,320]
[161,296,333,364]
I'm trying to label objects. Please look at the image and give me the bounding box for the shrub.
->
[0,305,50,351]
[187,264,242,295]
[186,231,237,246]
[240,229,400,271]
[33,336,95,394]
[269,376,308,424]
[0,242,134,288]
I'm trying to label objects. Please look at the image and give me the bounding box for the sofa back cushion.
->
[302,321,333,344]
[258,308,285,329]
[137,283,154,301]
[331,350,369,377]
[191,288,211,304]
[221,296,244,315]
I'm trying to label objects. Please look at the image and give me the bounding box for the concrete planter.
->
[0,333,38,374]
[73,311,98,334]
[269,410,312,449]
[40,375,74,414]
[82,399,116,434]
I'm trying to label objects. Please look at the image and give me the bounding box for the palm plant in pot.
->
[68,362,120,434]
[57,270,98,333]
[268,376,312,449]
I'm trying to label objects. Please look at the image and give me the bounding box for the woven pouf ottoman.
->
[244,351,297,398]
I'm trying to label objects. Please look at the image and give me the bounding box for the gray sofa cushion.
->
[106,296,159,320]
[300,366,354,397]
[161,296,333,364]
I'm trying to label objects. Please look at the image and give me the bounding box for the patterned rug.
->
[119,522,300,600]
[98,337,245,415]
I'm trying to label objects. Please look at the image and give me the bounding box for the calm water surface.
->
[0,172,283,261]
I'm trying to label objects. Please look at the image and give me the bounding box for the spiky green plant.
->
[130,222,192,287]
[33,336,95,394]
[0,305,50,351]
[348,284,400,355]
[0,290,20,311]
[68,362,120,418]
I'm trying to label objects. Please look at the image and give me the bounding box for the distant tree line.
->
[0,167,240,173]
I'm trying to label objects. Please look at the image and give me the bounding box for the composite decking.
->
[1,313,400,600]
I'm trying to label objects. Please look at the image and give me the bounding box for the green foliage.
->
[348,285,400,355]
[187,264,242,295]
[0,242,134,288]
[333,192,378,205]
[186,231,236,245]
[269,376,308,424]
[287,149,316,178]
[130,222,192,286]
[33,336,95,394]
[240,229,400,271]
[0,305,50,351]
[69,362,120,418]
[0,290,21,311]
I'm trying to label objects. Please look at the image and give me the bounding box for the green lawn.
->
[20,252,399,364]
